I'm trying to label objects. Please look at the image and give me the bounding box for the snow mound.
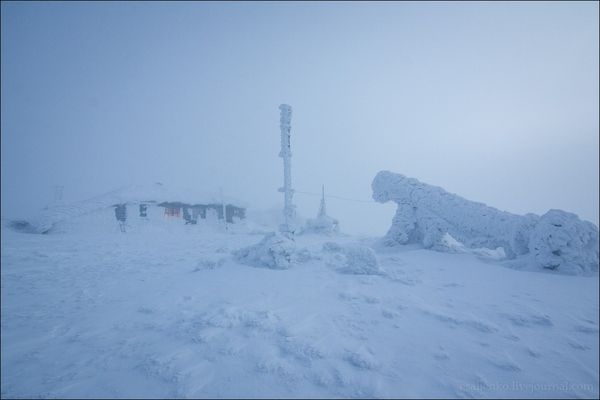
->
[193,255,227,271]
[439,233,507,260]
[322,242,381,275]
[340,244,380,275]
[234,232,297,269]
[372,170,599,275]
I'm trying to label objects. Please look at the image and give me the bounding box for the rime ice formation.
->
[278,104,296,235]
[234,232,297,269]
[321,241,381,275]
[235,105,301,269]
[338,244,380,275]
[528,210,600,274]
[304,185,339,234]
[372,170,599,274]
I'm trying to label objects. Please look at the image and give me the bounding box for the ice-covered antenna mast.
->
[318,184,327,218]
[278,104,296,235]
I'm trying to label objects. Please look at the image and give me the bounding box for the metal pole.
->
[220,187,228,232]
[278,104,295,234]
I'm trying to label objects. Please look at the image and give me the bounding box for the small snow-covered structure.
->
[21,183,246,234]
[372,170,599,274]
[303,185,339,234]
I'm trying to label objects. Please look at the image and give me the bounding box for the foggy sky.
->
[1,1,598,235]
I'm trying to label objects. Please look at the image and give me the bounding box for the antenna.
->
[220,187,228,232]
[278,104,296,235]
[318,184,327,218]
[50,185,64,207]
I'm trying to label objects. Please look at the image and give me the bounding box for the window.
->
[164,207,180,217]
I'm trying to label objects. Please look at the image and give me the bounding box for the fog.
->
[1,1,598,235]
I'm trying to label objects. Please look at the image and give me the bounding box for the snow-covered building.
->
[158,201,245,224]
[16,183,246,234]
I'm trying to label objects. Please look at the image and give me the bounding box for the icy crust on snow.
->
[372,170,599,274]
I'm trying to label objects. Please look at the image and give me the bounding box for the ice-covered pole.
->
[220,187,228,232]
[278,104,295,234]
[318,184,327,218]
[49,185,64,207]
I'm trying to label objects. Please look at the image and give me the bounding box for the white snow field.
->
[1,216,599,398]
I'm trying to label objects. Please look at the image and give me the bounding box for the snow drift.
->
[372,170,599,274]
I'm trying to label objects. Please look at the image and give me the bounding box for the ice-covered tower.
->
[278,104,296,234]
[303,183,339,234]
[318,185,327,218]
[47,185,64,208]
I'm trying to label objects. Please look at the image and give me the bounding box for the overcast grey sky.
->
[1,1,598,235]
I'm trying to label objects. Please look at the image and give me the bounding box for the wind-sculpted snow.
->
[372,171,599,274]
[1,225,598,398]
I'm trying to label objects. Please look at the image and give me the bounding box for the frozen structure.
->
[278,104,296,235]
[303,185,339,234]
[235,104,302,267]
[372,171,599,274]
[18,183,246,234]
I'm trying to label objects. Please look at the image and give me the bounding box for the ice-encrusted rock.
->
[372,170,599,274]
[234,232,296,269]
[528,209,599,273]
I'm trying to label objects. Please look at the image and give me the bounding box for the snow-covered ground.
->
[1,220,598,398]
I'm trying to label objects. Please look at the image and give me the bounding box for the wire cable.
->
[294,190,375,204]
